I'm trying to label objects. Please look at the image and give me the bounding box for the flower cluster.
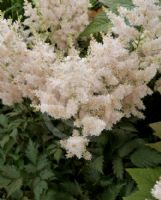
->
[151,176,161,200]
[0,17,56,105]
[24,0,89,50]
[0,0,161,159]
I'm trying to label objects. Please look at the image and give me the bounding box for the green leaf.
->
[101,184,124,200]
[124,168,161,200]
[112,157,124,179]
[0,114,8,127]
[150,121,161,139]
[7,178,23,197]
[25,164,37,174]
[40,169,55,180]
[0,176,11,188]
[26,140,38,165]
[0,165,20,179]
[148,141,161,153]
[61,181,82,196]
[22,197,29,200]
[100,0,133,11]
[10,128,18,140]
[37,154,49,171]
[90,156,104,174]
[0,135,10,148]
[148,122,161,153]
[33,178,48,200]
[80,12,111,37]
[118,139,144,158]
[90,0,102,8]
[54,148,63,163]
[42,190,56,200]
[130,147,161,167]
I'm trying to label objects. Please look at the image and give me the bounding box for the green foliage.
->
[150,122,161,138]
[123,120,161,200]
[130,147,161,167]
[112,157,124,179]
[100,0,133,11]
[101,184,124,200]
[124,168,161,200]
[80,12,111,38]
[90,156,104,174]
[0,0,24,20]
[90,0,102,9]
[26,140,38,165]
[0,103,156,200]
[148,121,161,153]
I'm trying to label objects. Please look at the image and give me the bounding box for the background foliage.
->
[0,0,161,200]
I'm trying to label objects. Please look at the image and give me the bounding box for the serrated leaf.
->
[100,0,133,11]
[54,148,63,163]
[37,154,48,170]
[90,0,102,8]
[0,176,11,188]
[0,114,8,127]
[130,147,161,167]
[33,178,48,200]
[61,181,82,196]
[112,157,124,179]
[10,128,18,140]
[148,141,161,153]
[80,12,111,37]
[150,121,161,139]
[101,184,124,200]
[0,135,10,148]
[124,168,161,200]
[124,191,154,200]
[26,140,38,165]
[90,156,104,174]
[42,190,56,200]
[118,139,144,158]
[22,197,29,200]
[124,182,135,197]
[126,168,160,191]
[25,164,37,174]
[11,190,23,200]
[40,169,55,180]
[7,178,23,197]
[0,165,20,179]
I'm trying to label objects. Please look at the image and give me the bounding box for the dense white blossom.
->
[0,0,161,159]
[151,176,161,200]
[0,16,56,105]
[60,131,91,160]
[24,0,89,50]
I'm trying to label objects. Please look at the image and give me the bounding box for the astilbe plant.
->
[0,0,161,160]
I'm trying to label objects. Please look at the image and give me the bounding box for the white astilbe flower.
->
[60,131,91,160]
[37,54,101,119]
[81,116,106,136]
[111,0,161,93]
[24,0,89,50]
[86,36,155,120]
[0,16,56,105]
[0,0,161,159]
[16,42,56,103]
[0,18,26,105]
[151,176,161,200]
